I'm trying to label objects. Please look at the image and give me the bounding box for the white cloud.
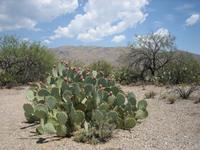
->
[43,39,51,44]
[185,14,200,26]
[50,0,149,41]
[0,0,78,31]
[154,27,170,36]
[112,35,126,43]
[175,4,194,11]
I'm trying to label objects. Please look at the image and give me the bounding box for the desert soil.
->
[0,85,199,150]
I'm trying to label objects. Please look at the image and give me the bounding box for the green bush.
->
[0,35,56,86]
[157,53,200,84]
[23,62,148,144]
[89,60,113,77]
[0,71,17,87]
[114,67,142,85]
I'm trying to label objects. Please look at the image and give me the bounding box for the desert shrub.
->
[23,62,148,144]
[157,53,200,84]
[114,67,142,85]
[0,71,17,87]
[89,60,113,77]
[175,85,198,99]
[0,35,56,86]
[167,96,176,104]
[145,91,156,99]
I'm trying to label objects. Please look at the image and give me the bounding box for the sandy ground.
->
[0,85,200,150]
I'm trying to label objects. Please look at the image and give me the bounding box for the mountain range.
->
[50,45,200,65]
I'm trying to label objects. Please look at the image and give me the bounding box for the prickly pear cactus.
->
[23,62,148,143]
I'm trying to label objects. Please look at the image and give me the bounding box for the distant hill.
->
[50,45,200,65]
[49,45,128,66]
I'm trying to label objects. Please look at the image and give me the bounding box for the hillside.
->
[49,46,128,65]
[50,45,200,65]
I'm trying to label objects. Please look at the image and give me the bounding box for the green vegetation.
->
[0,35,56,87]
[117,31,200,85]
[126,32,175,80]
[157,53,200,84]
[23,62,148,144]
[114,67,142,85]
[89,60,113,77]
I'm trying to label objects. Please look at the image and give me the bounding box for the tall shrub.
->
[157,53,200,84]
[0,35,56,86]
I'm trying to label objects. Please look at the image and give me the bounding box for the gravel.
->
[0,85,199,150]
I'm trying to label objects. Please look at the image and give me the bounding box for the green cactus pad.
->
[99,103,109,111]
[56,112,68,125]
[51,87,60,98]
[44,122,56,134]
[107,95,115,106]
[137,100,148,111]
[24,112,36,123]
[58,63,65,76]
[124,103,132,112]
[63,101,73,114]
[124,117,136,129]
[115,93,125,106]
[92,110,104,121]
[97,77,108,87]
[26,90,35,101]
[63,90,72,102]
[127,92,136,105]
[47,76,52,85]
[110,86,121,96]
[135,109,148,119]
[38,89,50,97]
[108,111,118,121]
[84,76,96,85]
[84,84,93,95]
[23,103,34,115]
[92,71,97,78]
[46,96,57,110]
[56,78,63,89]
[47,117,59,126]
[74,110,85,124]
[34,104,48,119]
[52,68,58,78]
[56,124,68,137]
[71,83,81,96]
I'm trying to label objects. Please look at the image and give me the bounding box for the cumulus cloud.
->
[0,0,78,31]
[50,0,149,41]
[112,35,126,43]
[154,27,170,36]
[185,14,200,26]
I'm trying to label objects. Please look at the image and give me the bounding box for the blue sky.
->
[0,0,200,54]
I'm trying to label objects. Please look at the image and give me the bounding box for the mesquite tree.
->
[127,29,176,79]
